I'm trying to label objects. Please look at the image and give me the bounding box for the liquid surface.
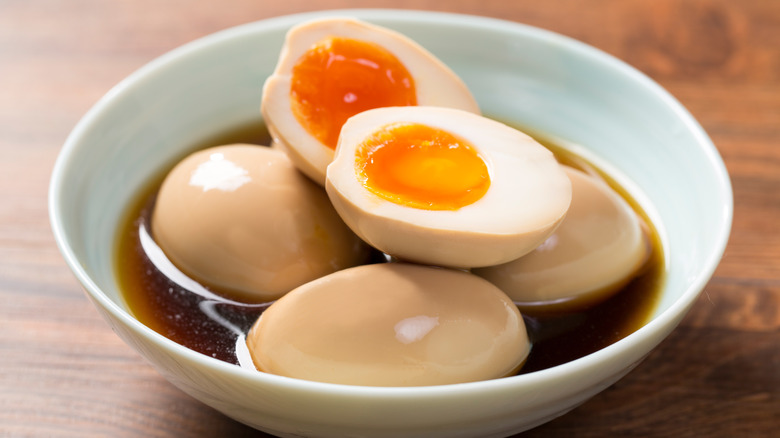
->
[291,37,417,150]
[115,119,664,373]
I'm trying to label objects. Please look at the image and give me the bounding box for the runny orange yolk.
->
[356,123,491,211]
[290,37,417,150]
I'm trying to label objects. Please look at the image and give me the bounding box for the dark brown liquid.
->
[115,119,665,373]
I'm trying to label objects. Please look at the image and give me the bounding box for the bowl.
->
[49,9,732,438]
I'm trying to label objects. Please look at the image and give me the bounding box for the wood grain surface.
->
[1,0,778,436]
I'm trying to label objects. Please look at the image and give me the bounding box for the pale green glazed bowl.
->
[49,9,732,438]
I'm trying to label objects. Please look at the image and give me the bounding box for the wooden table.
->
[2,0,778,436]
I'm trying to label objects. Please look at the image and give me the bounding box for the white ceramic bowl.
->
[49,9,732,438]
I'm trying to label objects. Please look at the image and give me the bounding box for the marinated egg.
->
[261,17,480,186]
[325,106,572,268]
[246,263,531,387]
[473,166,650,312]
[151,144,370,302]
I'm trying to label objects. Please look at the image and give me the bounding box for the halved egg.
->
[151,144,370,302]
[246,263,531,387]
[261,17,480,186]
[473,166,650,313]
[325,106,572,269]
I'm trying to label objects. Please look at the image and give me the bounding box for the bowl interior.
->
[49,9,732,437]
[52,10,730,320]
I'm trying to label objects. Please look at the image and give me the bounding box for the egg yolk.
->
[290,37,417,150]
[356,123,490,210]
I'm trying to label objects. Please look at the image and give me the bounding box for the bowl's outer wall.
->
[50,9,732,438]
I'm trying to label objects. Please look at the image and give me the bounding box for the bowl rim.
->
[48,8,733,397]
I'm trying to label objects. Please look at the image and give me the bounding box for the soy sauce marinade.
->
[115,120,665,373]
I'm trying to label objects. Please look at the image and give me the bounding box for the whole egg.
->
[246,263,531,387]
[473,166,650,312]
[151,144,370,302]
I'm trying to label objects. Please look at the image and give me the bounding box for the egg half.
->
[246,263,530,387]
[261,17,480,186]
[325,106,572,268]
[151,144,370,302]
[473,166,650,312]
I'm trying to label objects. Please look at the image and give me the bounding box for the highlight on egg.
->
[261,17,480,186]
[246,263,531,387]
[473,166,650,313]
[325,106,573,269]
[151,144,370,303]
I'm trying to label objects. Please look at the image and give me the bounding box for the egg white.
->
[326,106,572,268]
[261,17,480,186]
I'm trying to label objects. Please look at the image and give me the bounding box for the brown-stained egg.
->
[261,17,480,186]
[151,144,370,302]
[246,263,531,387]
[473,166,650,313]
[325,106,572,269]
